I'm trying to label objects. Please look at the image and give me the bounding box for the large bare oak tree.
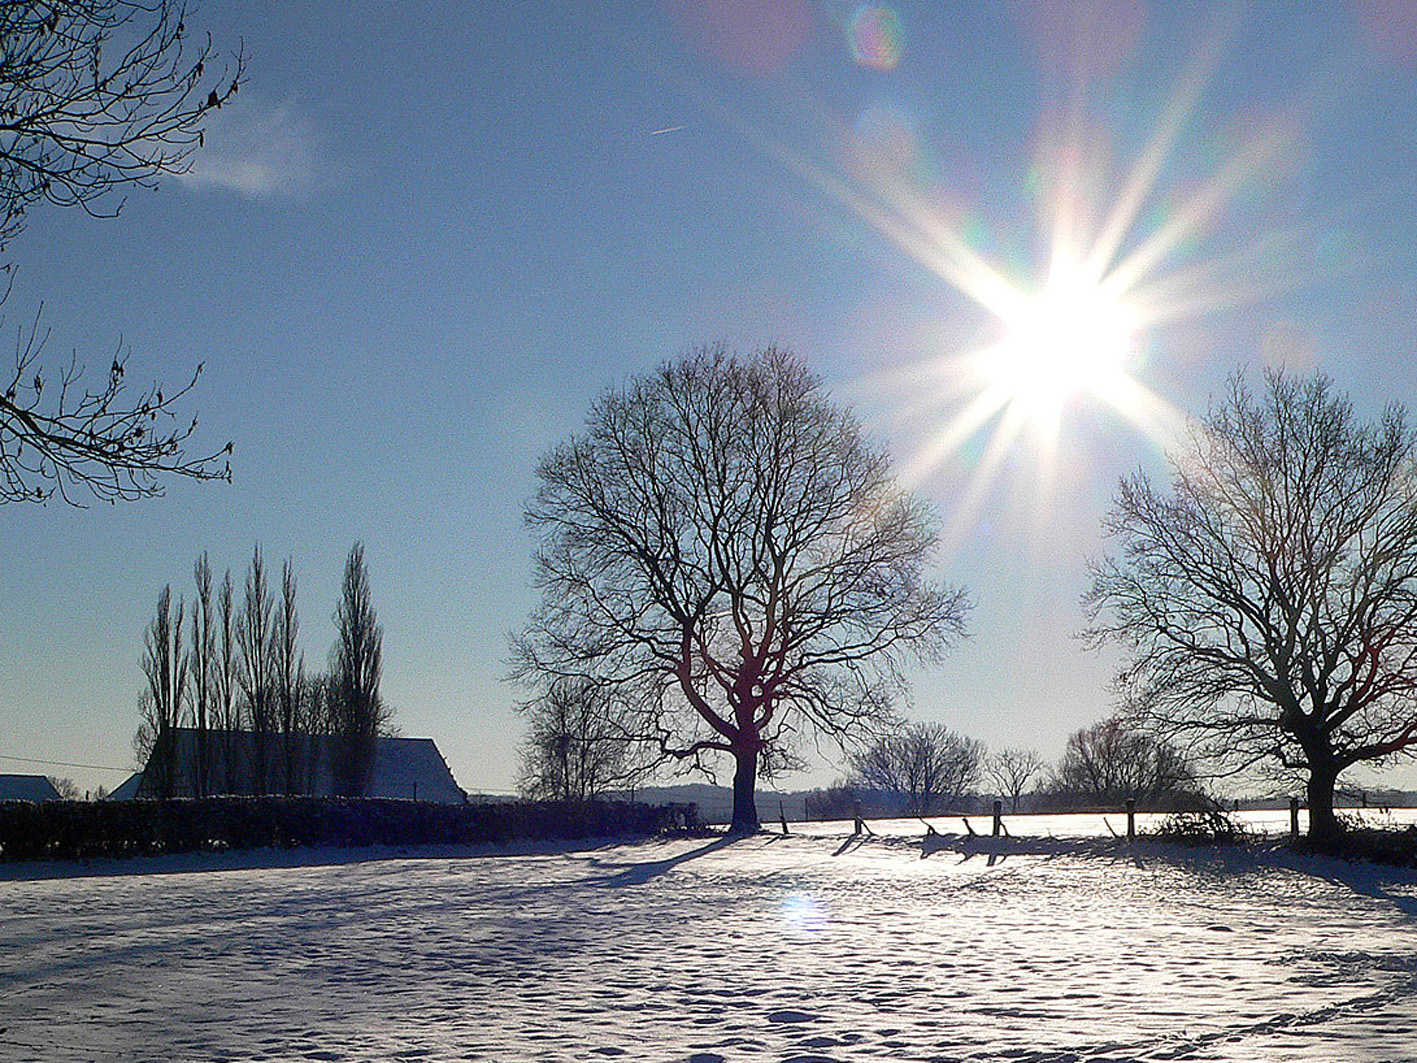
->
[0,0,242,504]
[513,346,969,831]
[1085,371,1417,845]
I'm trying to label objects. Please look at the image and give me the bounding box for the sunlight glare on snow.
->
[779,891,829,933]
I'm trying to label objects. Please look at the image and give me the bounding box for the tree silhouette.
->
[1043,717,1196,810]
[237,547,274,794]
[986,747,1044,813]
[513,346,969,831]
[850,722,983,816]
[329,543,389,797]
[274,557,304,794]
[136,584,186,799]
[215,566,240,784]
[517,679,650,801]
[189,553,217,796]
[1086,371,1417,845]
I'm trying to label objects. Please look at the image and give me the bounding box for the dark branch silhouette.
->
[0,1,242,504]
[0,0,244,252]
[0,313,231,503]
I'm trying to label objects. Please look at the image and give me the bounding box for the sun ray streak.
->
[1130,227,1318,326]
[900,383,1012,487]
[673,72,1028,320]
[940,407,1032,557]
[1107,115,1299,298]
[1085,10,1240,279]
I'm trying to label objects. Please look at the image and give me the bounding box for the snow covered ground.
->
[4,821,1417,1062]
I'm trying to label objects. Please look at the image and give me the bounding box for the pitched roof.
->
[129,730,465,803]
[0,774,63,802]
[108,773,144,800]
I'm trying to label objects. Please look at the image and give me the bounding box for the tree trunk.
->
[1306,763,1342,849]
[730,747,760,833]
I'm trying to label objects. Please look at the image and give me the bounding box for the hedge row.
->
[0,797,698,862]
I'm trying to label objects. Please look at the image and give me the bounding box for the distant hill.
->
[615,783,816,824]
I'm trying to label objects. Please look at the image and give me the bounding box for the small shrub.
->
[1150,808,1249,844]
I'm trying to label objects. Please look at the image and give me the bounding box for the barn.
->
[0,774,63,802]
[126,730,465,803]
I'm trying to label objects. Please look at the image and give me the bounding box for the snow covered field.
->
[4,824,1417,1062]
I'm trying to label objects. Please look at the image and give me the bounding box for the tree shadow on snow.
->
[1303,857,1417,920]
[590,834,741,888]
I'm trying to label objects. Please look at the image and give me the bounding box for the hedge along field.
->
[0,797,695,862]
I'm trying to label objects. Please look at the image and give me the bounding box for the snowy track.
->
[3,832,1417,1062]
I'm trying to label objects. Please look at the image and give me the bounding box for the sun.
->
[984,255,1141,426]
[721,4,1300,551]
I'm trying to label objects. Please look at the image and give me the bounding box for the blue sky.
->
[5,1,1417,797]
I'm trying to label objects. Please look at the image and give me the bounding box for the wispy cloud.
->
[178,101,323,198]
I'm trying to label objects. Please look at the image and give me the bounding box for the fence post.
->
[1289,796,1300,839]
[1125,798,1136,842]
[779,799,789,835]
[992,799,1002,837]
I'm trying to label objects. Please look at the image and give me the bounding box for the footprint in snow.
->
[767,1010,817,1024]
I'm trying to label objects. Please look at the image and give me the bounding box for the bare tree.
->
[302,669,335,737]
[188,552,216,796]
[986,747,1045,813]
[513,346,970,831]
[850,722,984,816]
[330,542,389,797]
[1043,717,1197,810]
[236,546,274,794]
[0,1,242,504]
[1085,371,1417,846]
[47,776,81,800]
[517,679,650,802]
[136,584,186,798]
[214,566,239,785]
[274,557,303,794]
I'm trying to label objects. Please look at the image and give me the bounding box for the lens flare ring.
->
[849,4,904,71]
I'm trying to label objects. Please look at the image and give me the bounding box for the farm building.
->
[126,730,464,803]
[0,774,63,802]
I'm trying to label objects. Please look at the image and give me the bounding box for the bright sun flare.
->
[737,6,1301,551]
[986,258,1140,424]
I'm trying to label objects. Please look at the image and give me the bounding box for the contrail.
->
[650,124,687,136]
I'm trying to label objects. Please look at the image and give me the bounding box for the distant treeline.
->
[0,797,695,863]
[800,783,1212,822]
